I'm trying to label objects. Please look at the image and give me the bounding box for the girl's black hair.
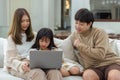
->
[31,28,57,50]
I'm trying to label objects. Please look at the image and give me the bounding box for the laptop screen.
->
[29,50,63,69]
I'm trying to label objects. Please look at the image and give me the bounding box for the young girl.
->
[31,28,83,77]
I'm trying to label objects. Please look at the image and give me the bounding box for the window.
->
[90,0,120,21]
[55,0,71,31]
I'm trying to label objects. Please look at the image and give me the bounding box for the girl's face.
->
[39,37,50,50]
[21,15,30,33]
[75,20,91,34]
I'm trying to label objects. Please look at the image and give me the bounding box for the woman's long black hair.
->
[31,28,57,50]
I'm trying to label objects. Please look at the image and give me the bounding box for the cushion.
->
[54,38,63,47]
[116,40,120,56]
[63,76,82,80]
[0,38,4,68]
[0,68,23,80]
[54,37,77,61]
[3,38,7,71]
[109,39,120,56]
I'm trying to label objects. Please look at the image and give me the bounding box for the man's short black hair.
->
[75,8,94,24]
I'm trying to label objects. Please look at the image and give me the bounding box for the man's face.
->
[75,20,91,34]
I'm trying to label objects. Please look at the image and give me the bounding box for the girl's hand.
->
[74,39,80,48]
[21,61,30,72]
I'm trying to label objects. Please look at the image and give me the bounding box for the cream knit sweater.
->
[5,33,36,74]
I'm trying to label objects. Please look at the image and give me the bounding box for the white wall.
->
[0,0,8,38]
[0,0,7,26]
[71,0,90,32]
[93,22,120,34]
[71,0,120,34]
[43,0,55,31]
[54,0,61,29]
[30,0,43,32]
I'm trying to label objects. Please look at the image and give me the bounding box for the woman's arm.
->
[6,36,26,73]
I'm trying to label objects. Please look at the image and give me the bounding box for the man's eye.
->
[75,22,78,24]
[80,24,84,26]
[21,20,25,23]
[45,41,48,43]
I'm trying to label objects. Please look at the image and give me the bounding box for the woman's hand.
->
[21,61,30,72]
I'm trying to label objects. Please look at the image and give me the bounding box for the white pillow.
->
[116,40,120,56]
[55,37,77,61]
[0,38,5,68]
[54,38,63,47]
[3,38,7,71]
[109,39,120,56]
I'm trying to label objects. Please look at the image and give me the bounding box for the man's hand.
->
[74,39,80,48]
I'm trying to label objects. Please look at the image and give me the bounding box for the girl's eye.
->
[46,41,49,43]
[40,40,43,42]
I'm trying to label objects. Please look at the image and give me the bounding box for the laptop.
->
[29,50,63,69]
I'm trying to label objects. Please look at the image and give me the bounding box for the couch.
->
[0,37,120,80]
[0,37,83,80]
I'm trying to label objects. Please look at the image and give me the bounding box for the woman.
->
[5,8,47,80]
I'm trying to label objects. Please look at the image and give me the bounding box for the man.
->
[69,8,120,80]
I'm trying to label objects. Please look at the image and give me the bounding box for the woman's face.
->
[75,20,91,34]
[21,15,30,33]
[39,37,50,50]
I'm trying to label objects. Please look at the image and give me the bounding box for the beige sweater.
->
[70,27,120,69]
